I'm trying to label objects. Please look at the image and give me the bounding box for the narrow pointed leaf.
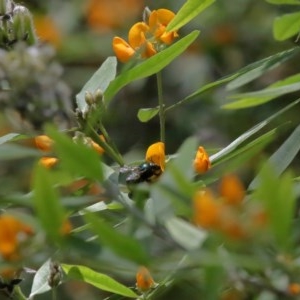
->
[273,12,300,41]
[167,0,215,32]
[223,73,300,109]
[0,144,39,160]
[210,99,300,163]
[0,133,28,145]
[137,107,160,122]
[33,165,64,241]
[85,213,149,264]
[62,264,138,298]
[249,124,300,190]
[104,31,199,103]
[226,47,300,90]
[76,56,117,112]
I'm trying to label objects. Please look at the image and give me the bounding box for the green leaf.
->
[167,0,215,32]
[0,133,29,145]
[0,144,39,160]
[47,127,102,180]
[62,264,138,298]
[29,259,53,298]
[267,0,300,4]
[223,73,300,109]
[249,124,300,190]
[85,213,149,264]
[253,165,296,251]
[104,31,200,103]
[226,47,300,91]
[137,107,160,122]
[273,12,300,41]
[76,56,117,112]
[32,165,65,241]
[210,99,300,164]
[165,217,207,250]
[166,47,300,111]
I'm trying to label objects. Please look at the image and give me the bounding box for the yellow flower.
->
[113,8,178,63]
[60,219,73,236]
[145,142,165,171]
[90,135,105,155]
[38,157,59,169]
[219,174,245,205]
[288,283,300,296]
[0,215,34,261]
[193,146,211,174]
[136,266,156,292]
[34,135,53,152]
[193,189,221,229]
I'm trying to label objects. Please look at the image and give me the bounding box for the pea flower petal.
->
[193,146,211,174]
[145,142,165,171]
[112,36,135,63]
[136,266,156,292]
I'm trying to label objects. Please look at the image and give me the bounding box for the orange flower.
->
[113,8,178,62]
[193,146,211,174]
[288,283,300,296]
[148,9,178,44]
[86,0,144,32]
[193,189,221,229]
[34,15,61,48]
[34,135,53,152]
[136,266,156,292]
[219,174,245,205]
[0,215,34,261]
[145,142,165,171]
[38,157,59,169]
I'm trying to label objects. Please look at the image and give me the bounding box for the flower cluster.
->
[113,8,178,62]
[193,174,267,240]
[34,134,105,169]
[0,214,34,261]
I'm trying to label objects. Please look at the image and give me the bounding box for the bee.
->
[0,278,22,298]
[120,162,162,185]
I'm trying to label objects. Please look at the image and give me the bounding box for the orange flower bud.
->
[34,135,53,152]
[136,266,156,292]
[38,157,59,169]
[193,146,211,174]
[91,135,105,154]
[219,174,245,205]
[145,142,165,171]
[60,219,72,235]
[193,189,221,229]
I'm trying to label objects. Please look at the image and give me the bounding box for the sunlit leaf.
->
[137,107,160,122]
[32,165,65,241]
[62,264,138,298]
[167,0,215,32]
[165,217,207,250]
[273,12,300,41]
[104,31,200,103]
[85,213,149,264]
[223,73,300,109]
[0,133,29,145]
[76,56,117,112]
[29,259,53,299]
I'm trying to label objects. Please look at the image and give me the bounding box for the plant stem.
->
[14,286,27,300]
[52,287,57,300]
[156,71,165,143]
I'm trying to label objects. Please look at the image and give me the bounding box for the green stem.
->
[156,72,165,143]
[52,287,57,300]
[14,286,27,300]
[86,122,125,166]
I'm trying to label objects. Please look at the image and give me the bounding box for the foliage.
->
[1,0,300,300]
